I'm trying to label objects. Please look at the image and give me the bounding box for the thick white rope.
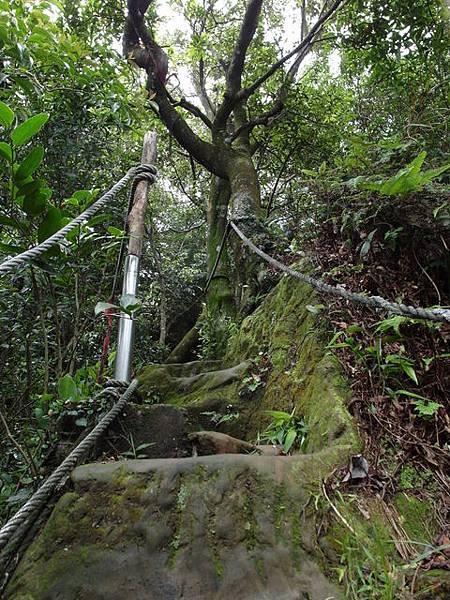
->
[0,165,156,276]
[230,221,450,324]
[0,379,137,552]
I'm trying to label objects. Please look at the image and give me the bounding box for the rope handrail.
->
[0,379,138,553]
[0,164,156,277]
[0,158,156,573]
[230,220,450,324]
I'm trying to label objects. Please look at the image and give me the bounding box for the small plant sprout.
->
[393,390,443,419]
[261,409,308,454]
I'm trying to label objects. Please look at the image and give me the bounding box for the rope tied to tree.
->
[0,164,157,277]
[0,379,137,554]
[229,220,450,324]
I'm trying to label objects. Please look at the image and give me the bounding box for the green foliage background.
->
[0,5,448,589]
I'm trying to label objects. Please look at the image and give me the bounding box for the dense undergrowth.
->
[309,182,449,482]
[299,180,450,598]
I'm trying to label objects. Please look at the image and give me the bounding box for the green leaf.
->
[360,229,377,257]
[58,374,78,402]
[11,113,49,146]
[86,214,112,227]
[394,390,428,401]
[375,315,409,336]
[0,141,12,161]
[107,226,124,237]
[318,161,327,175]
[412,400,443,418]
[300,168,318,178]
[94,301,119,316]
[38,206,62,242]
[120,294,141,309]
[400,364,418,385]
[422,164,450,184]
[23,190,48,217]
[359,180,383,192]
[379,172,411,195]
[283,428,297,453]
[408,151,427,174]
[17,178,45,197]
[0,24,8,44]
[0,214,20,229]
[0,100,14,127]
[0,242,25,254]
[16,145,44,180]
[264,410,291,420]
[70,190,93,205]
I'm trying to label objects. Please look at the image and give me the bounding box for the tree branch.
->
[229,2,343,146]
[124,0,227,176]
[227,0,264,95]
[214,0,263,130]
[266,143,299,216]
[167,91,213,129]
[230,102,284,143]
[231,0,345,114]
[171,159,206,211]
[195,57,216,119]
[167,221,206,234]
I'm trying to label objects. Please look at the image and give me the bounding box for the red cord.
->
[96,301,114,384]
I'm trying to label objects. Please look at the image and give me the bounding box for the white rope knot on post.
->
[133,163,157,185]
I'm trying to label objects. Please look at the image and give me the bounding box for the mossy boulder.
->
[138,269,359,457]
[7,456,343,600]
[5,263,446,598]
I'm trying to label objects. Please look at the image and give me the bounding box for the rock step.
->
[7,454,342,599]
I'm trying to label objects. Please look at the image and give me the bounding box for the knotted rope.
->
[0,379,137,553]
[0,164,157,277]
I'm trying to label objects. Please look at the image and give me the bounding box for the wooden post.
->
[128,131,158,257]
[114,132,157,381]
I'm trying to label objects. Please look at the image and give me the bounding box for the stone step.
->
[6,454,342,599]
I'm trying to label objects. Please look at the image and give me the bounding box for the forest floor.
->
[305,191,450,573]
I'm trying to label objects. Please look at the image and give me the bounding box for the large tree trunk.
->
[123,0,342,333]
[206,176,234,317]
[227,150,269,313]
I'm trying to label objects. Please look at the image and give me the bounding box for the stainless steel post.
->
[114,254,139,381]
[113,132,157,382]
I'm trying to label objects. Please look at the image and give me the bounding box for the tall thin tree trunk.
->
[69,272,81,375]
[46,273,63,379]
[159,280,167,345]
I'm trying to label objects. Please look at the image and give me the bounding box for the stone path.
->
[7,453,342,599]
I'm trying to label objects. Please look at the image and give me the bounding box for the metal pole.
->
[115,132,157,381]
[114,255,139,381]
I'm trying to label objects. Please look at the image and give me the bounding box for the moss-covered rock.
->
[138,268,359,457]
[7,456,343,600]
[394,492,438,543]
[6,262,445,598]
